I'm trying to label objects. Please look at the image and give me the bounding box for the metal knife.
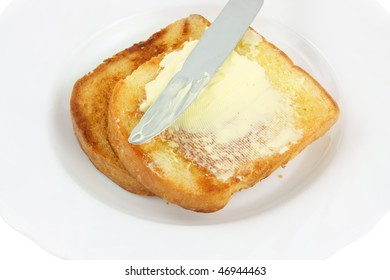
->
[129,0,264,145]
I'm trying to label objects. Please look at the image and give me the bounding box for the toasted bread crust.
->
[107,15,339,212]
[71,15,210,195]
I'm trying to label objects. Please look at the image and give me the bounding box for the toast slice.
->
[70,15,209,195]
[108,15,339,212]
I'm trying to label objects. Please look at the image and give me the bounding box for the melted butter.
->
[140,42,195,112]
[141,39,302,180]
[173,45,285,144]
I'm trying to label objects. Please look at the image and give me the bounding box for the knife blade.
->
[129,0,264,145]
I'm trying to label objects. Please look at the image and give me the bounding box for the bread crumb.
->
[277,174,283,179]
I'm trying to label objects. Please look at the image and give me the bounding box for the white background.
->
[0,0,389,279]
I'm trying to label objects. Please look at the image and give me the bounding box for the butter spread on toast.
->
[140,37,302,180]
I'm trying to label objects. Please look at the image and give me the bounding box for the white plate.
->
[0,0,389,259]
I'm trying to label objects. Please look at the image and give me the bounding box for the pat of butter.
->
[140,42,194,112]
[173,43,285,144]
[141,39,302,180]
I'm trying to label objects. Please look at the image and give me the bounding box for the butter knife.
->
[129,0,264,145]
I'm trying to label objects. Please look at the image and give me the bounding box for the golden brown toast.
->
[70,15,210,195]
[107,14,339,212]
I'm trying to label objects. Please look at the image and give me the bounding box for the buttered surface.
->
[141,36,302,180]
